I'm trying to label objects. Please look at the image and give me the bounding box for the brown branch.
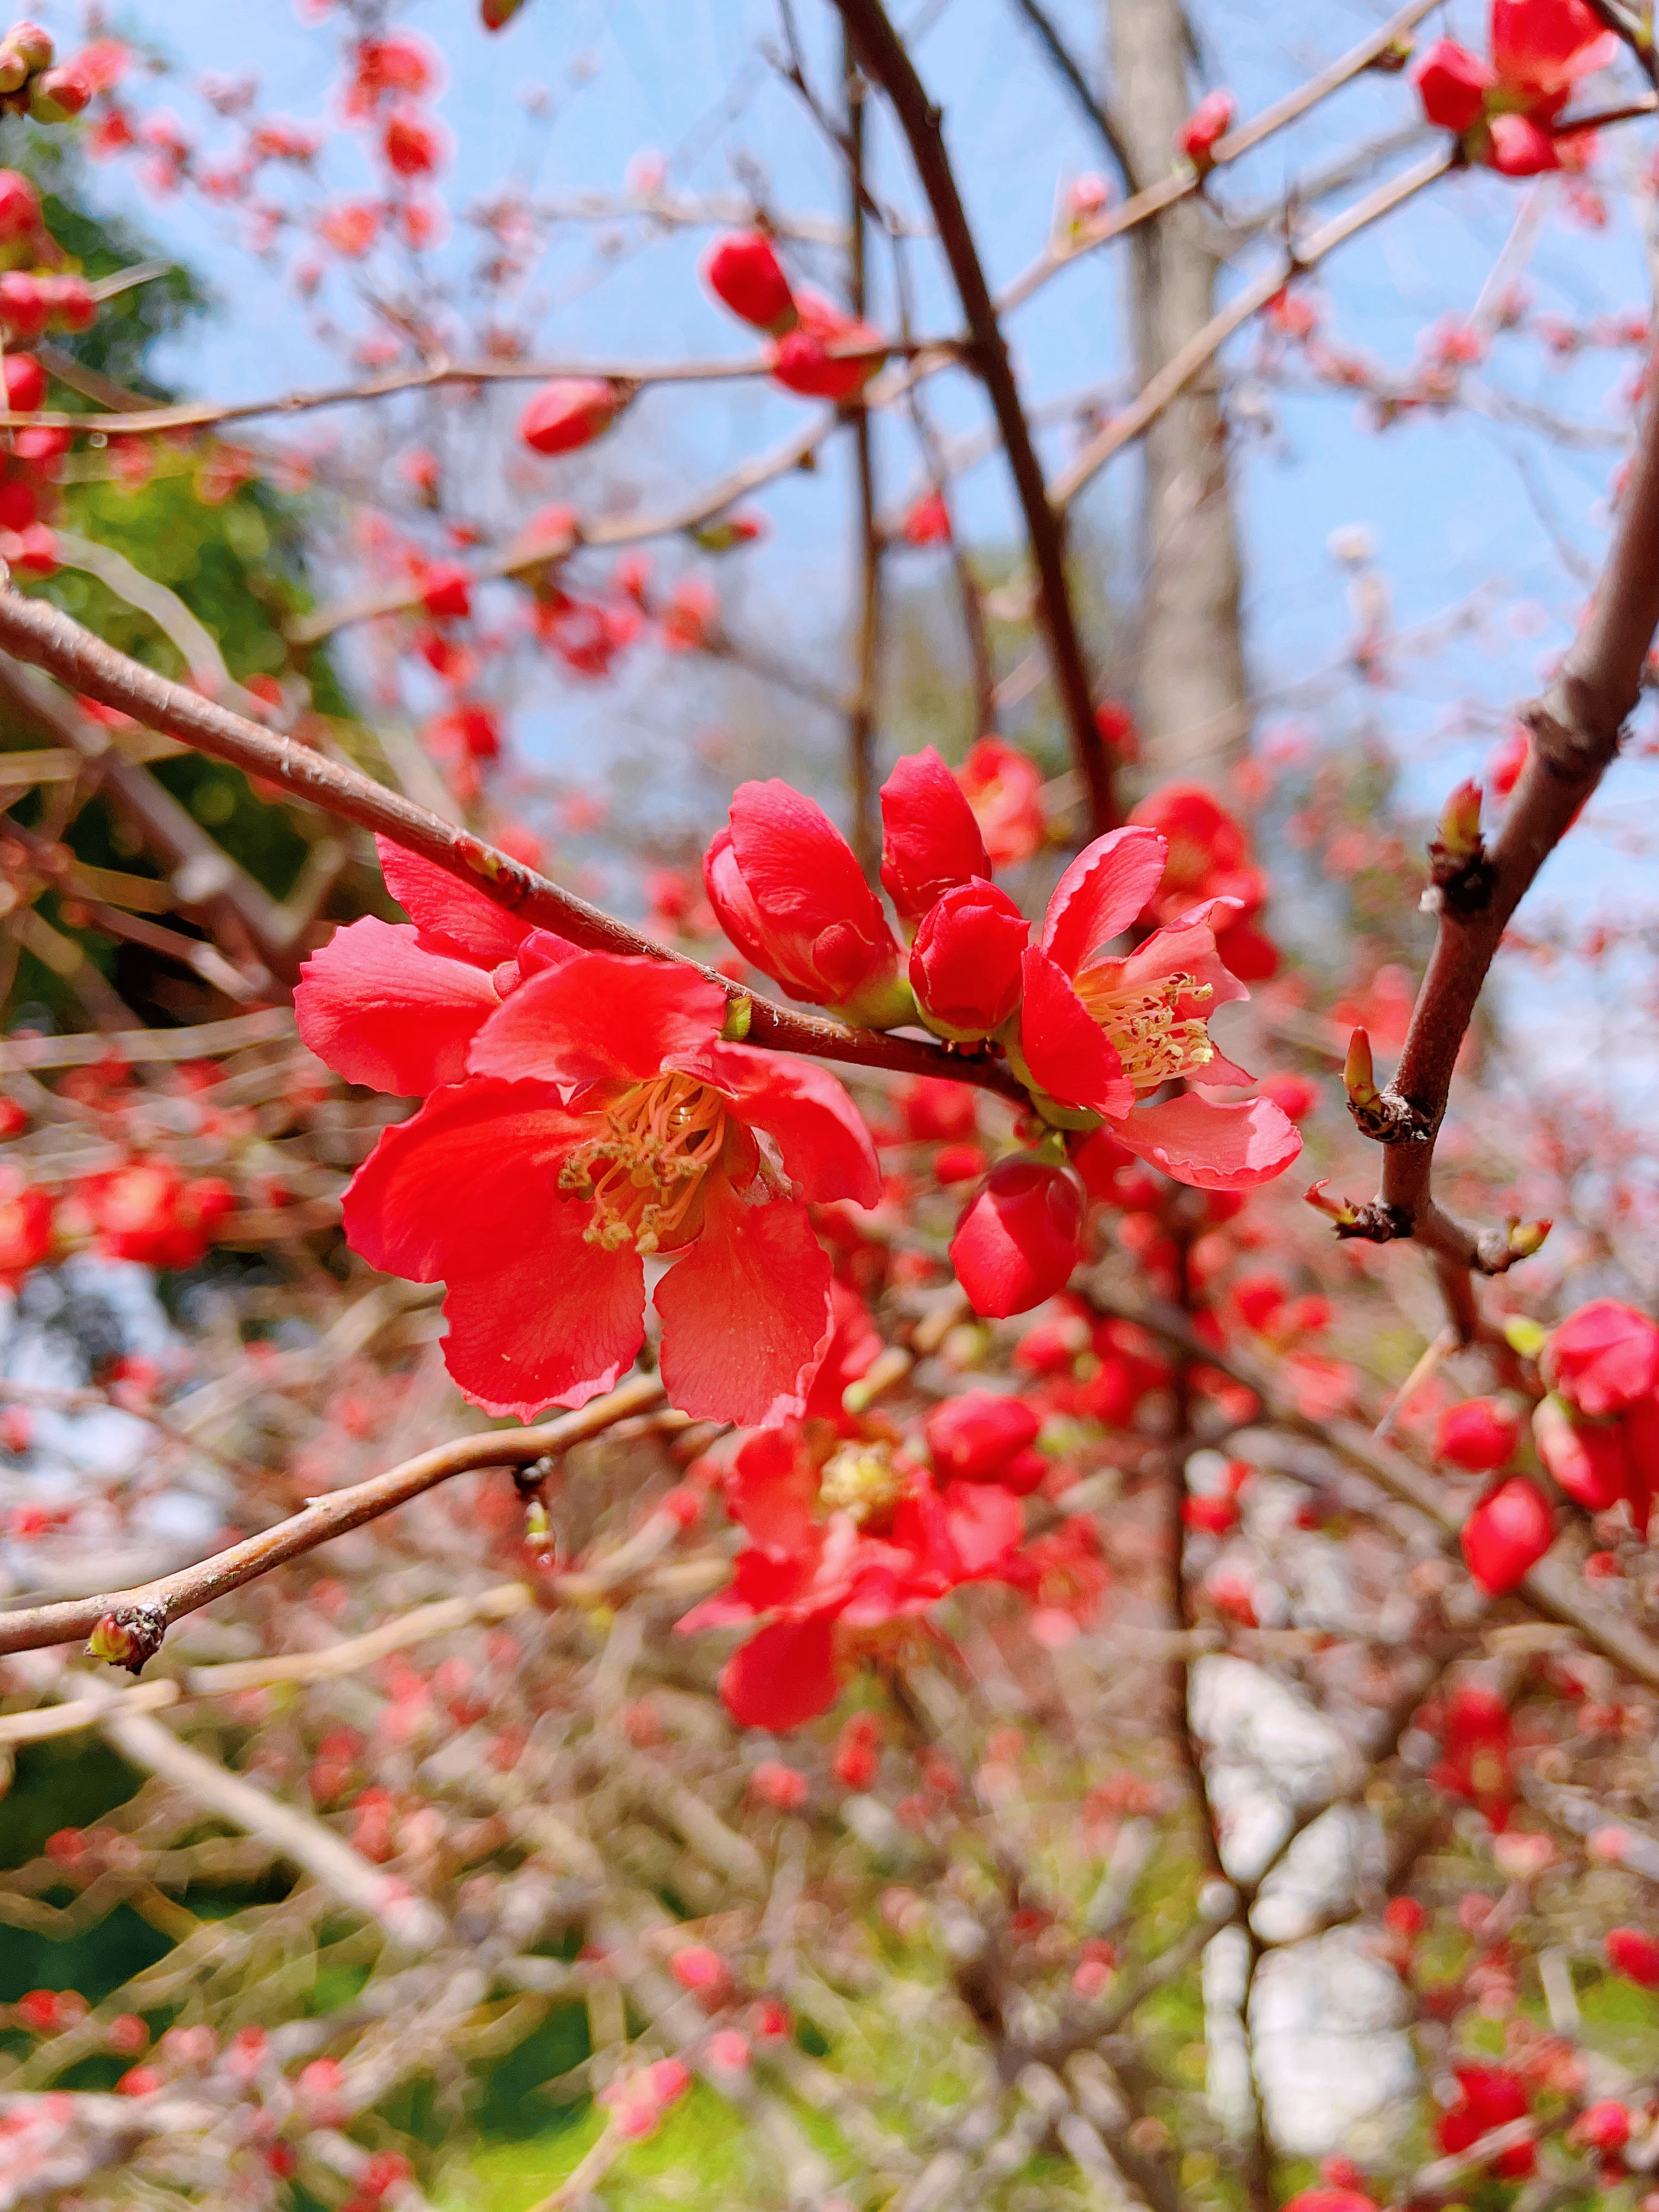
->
[1336,340,1659,1307]
[0,583,1029,1102]
[833,0,1116,834]
[1049,148,1454,509]
[847,37,885,876]
[0,1373,665,1662]
[1582,0,1659,89]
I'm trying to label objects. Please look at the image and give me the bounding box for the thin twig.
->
[846,37,885,876]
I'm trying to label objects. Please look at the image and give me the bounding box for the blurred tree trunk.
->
[1108,0,1248,782]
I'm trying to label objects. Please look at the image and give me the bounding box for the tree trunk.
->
[1109,0,1248,782]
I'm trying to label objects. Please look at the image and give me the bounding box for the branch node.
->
[1520,692,1621,782]
[1334,1199,1414,1245]
[87,1601,168,1675]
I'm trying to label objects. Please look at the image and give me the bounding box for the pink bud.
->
[1435,1397,1519,1473]
[926,1389,1041,1484]
[1176,89,1235,170]
[1534,1397,1627,1512]
[1606,1927,1659,1987]
[0,170,40,240]
[3,353,44,411]
[909,881,1029,1041]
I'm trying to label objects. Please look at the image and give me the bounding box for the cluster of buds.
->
[1532,1299,1659,1533]
[1412,1,1616,178]
[0,21,91,123]
[701,227,887,402]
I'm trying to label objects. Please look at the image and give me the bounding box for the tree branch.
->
[847,35,885,875]
[0,583,1030,1103]
[832,0,1117,834]
[1340,341,1659,1307]
[0,1374,665,1661]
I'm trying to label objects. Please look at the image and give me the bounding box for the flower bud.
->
[6,22,53,74]
[4,353,44,411]
[1460,1476,1552,1595]
[1606,1927,1659,1988]
[700,229,797,335]
[1541,1298,1659,1417]
[1412,37,1493,133]
[29,62,92,122]
[1175,89,1235,172]
[518,376,625,456]
[950,1155,1084,1320]
[1437,778,1482,860]
[1533,1396,1626,1513]
[1343,1025,1380,1110]
[0,272,48,342]
[1434,1397,1519,1474]
[1506,1217,1550,1259]
[909,880,1028,1041]
[926,1389,1041,1485]
[879,745,991,924]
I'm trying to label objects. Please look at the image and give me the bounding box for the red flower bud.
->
[1486,112,1559,174]
[1606,1926,1659,1987]
[1461,1476,1552,1595]
[878,745,992,923]
[926,1389,1041,1484]
[1175,89,1235,170]
[0,272,48,342]
[3,353,43,411]
[700,229,797,335]
[900,489,951,545]
[1541,1298,1659,1417]
[1435,1397,1520,1472]
[1573,2101,1632,2154]
[519,376,624,456]
[1412,37,1495,132]
[417,561,472,621]
[909,881,1028,1042]
[951,1156,1084,1320]
[1534,1396,1626,1511]
[383,108,447,178]
[29,61,93,122]
[0,170,40,241]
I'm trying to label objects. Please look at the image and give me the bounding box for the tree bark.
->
[1108,0,1249,781]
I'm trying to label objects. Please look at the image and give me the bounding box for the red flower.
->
[1126,781,1274,980]
[768,284,884,401]
[802,1280,885,1431]
[296,834,572,1096]
[1541,1298,1659,1416]
[701,230,797,335]
[79,1162,233,1270]
[0,1170,53,1286]
[1534,1395,1628,1511]
[1413,38,1496,132]
[519,378,624,456]
[382,108,447,178]
[958,738,1045,867]
[339,954,878,1423]
[927,1390,1044,1492]
[901,490,951,545]
[909,882,1029,1042]
[1435,2064,1534,2179]
[1435,1397,1520,1472]
[1606,1926,1659,1987]
[703,780,911,1026]
[680,1423,1025,1729]
[1430,1683,1515,1829]
[1492,0,1617,110]
[1282,2192,1378,2212]
[878,746,992,924]
[417,560,471,621]
[951,1156,1085,1319]
[1462,1476,1553,1594]
[1012,826,1301,1192]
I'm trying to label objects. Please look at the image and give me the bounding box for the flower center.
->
[558,1072,728,1254]
[1072,967,1215,1092]
[819,1442,910,1531]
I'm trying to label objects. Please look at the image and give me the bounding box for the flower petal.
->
[341,1080,645,1413]
[654,1182,833,1425]
[1040,825,1167,975]
[729,781,891,956]
[296,918,501,1096]
[719,1613,841,1730]
[1115,898,1250,1011]
[673,1040,881,1205]
[469,952,729,1087]
[1017,948,1133,1118]
[878,746,991,921]
[1114,1094,1302,1191]
[376,833,529,965]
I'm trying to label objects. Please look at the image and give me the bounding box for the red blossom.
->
[519,377,624,457]
[878,746,992,923]
[926,1390,1045,1492]
[1435,2064,1534,2179]
[768,284,885,400]
[1435,1397,1520,1472]
[1606,1926,1659,1986]
[1541,1298,1659,1416]
[950,1155,1085,1319]
[701,230,797,335]
[1462,1476,1553,1594]
[78,1162,233,1270]
[328,951,878,1424]
[0,1170,53,1286]
[704,780,910,1026]
[957,738,1045,867]
[1176,89,1235,170]
[908,882,1029,1042]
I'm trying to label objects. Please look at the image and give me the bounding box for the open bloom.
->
[1127,781,1277,980]
[1012,825,1301,1191]
[296,834,575,1096]
[679,1422,1026,1728]
[703,780,911,1026]
[331,953,879,1424]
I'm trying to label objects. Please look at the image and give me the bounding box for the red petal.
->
[940,1479,1024,1574]
[719,1613,840,1730]
[341,1081,645,1414]
[1115,899,1250,1012]
[1115,1094,1302,1190]
[655,1183,833,1425]
[1040,826,1167,976]
[878,746,991,921]
[295,918,499,1094]
[1017,949,1132,1118]
[675,1040,880,1205]
[469,952,727,1087]
[726,1424,821,1554]
[729,780,891,955]
[375,833,529,965]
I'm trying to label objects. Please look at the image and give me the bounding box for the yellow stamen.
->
[559,1071,728,1253]
[819,1442,910,1531]
[1071,966,1215,1092]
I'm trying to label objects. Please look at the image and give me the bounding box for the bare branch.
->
[834,0,1116,833]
